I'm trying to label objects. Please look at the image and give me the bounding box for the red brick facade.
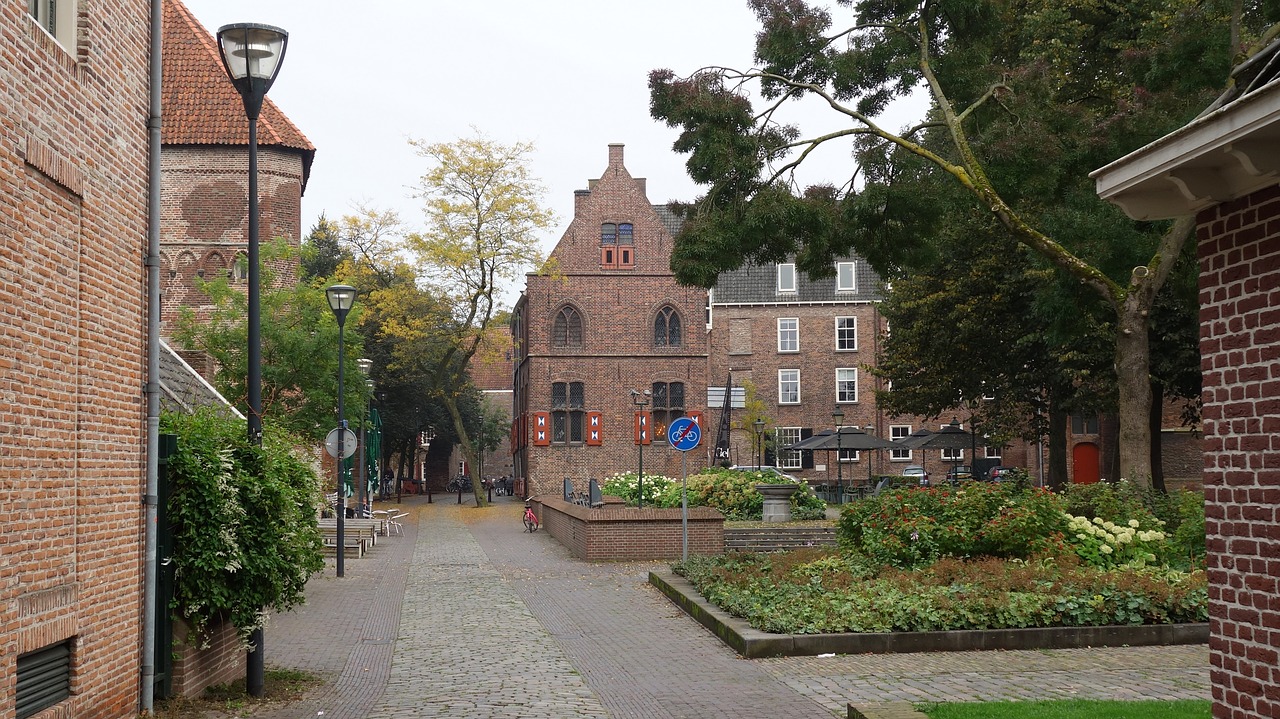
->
[514,145,709,497]
[1,3,151,717]
[1197,186,1280,719]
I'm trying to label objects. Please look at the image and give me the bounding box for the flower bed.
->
[601,467,826,520]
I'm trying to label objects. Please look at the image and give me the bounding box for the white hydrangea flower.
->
[1128,519,1140,528]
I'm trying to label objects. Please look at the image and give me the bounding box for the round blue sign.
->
[667,417,701,451]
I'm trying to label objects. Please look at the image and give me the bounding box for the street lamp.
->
[356,358,372,513]
[632,389,650,508]
[864,424,876,489]
[752,418,764,469]
[832,407,844,503]
[326,285,356,580]
[216,21,287,701]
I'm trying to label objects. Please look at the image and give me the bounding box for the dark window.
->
[1071,415,1100,434]
[654,306,682,347]
[601,223,617,244]
[552,306,583,347]
[552,381,585,444]
[651,381,685,442]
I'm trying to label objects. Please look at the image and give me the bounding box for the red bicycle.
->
[523,503,539,533]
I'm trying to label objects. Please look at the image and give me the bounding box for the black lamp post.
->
[948,416,963,479]
[216,21,287,700]
[753,418,764,469]
[864,424,876,488]
[632,389,650,508]
[832,407,844,503]
[326,285,356,579]
[356,358,372,513]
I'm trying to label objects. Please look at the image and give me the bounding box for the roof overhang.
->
[1092,81,1280,220]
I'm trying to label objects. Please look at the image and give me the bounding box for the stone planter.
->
[755,483,801,522]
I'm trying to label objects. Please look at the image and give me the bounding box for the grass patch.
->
[150,666,323,718]
[919,699,1210,718]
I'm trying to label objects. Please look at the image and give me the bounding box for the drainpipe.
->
[141,0,163,711]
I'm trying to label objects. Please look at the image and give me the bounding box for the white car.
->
[902,465,930,486]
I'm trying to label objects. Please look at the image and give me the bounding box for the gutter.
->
[141,0,162,711]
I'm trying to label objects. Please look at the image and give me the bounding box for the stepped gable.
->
[161,0,315,189]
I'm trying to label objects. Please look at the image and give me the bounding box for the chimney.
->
[574,189,590,217]
[608,143,624,169]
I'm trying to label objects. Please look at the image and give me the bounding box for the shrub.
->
[838,482,1068,567]
[1063,514,1167,569]
[1059,480,1205,569]
[601,471,677,507]
[161,409,325,646]
[606,467,825,520]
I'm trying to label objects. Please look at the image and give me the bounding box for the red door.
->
[1072,442,1100,484]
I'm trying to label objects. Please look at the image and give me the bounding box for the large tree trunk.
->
[1149,381,1167,492]
[1047,406,1068,491]
[1114,300,1154,486]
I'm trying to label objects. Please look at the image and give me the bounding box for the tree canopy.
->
[650,0,1276,483]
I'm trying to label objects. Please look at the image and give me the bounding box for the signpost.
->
[668,417,702,561]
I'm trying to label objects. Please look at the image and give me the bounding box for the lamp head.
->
[326,284,357,326]
[832,406,845,427]
[216,23,288,119]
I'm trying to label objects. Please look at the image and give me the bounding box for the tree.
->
[300,213,349,281]
[172,241,367,443]
[387,134,554,506]
[649,0,1275,484]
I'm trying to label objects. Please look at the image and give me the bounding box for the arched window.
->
[552,305,583,348]
[601,223,617,244]
[654,306,681,347]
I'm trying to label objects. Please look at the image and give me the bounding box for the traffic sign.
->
[325,427,358,459]
[668,417,701,451]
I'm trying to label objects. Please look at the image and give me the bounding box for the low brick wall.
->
[171,616,245,698]
[533,497,724,561]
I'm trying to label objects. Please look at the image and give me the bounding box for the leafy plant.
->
[602,467,826,520]
[162,409,325,647]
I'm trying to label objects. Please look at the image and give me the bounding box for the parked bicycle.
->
[446,475,471,493]
[523,502,539,533]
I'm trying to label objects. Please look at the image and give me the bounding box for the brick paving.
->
[240,495,1211,718]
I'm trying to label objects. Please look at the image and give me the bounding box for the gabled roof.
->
[158,340,243,418]
[161,0,315,189]
[712,257,885,305]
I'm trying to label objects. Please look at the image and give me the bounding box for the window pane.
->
[552,412,567,443]
[601,223,617,244]
[618,223,633,244]
[669,382,684,408]
[779,370,800,404]
[652,382,668,408]
[778,318,798,352]
[836,317,857,351]
[777,427,802,468]
[777,263,796,292]
[570,411,584,442]
[890,425,912,460]
[836,261,856,291]
[667,311,681,346]
[569,382,584,408]
[551,382,566,409]
[837,368,858,403]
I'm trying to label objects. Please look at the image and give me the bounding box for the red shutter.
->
[634,411,651,445]
[586,411,603,445]
[619,246,634,268]
[601,246,616,268]
[532,411,551,447]
[687,410,702,427]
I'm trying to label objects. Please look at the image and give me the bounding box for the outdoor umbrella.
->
[784,430,834,451]
[789,426,896,451]
[894,420,983,477]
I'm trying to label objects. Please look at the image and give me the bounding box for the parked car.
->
[945,465,973,483]
[728,465,801,483]
[987,466,1016,481]
[902,465,930,486]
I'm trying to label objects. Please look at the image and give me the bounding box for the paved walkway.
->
[243,495,1209,718]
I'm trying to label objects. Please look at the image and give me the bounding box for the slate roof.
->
[712,258,886,304]
[653,204,684,238]
[158,340,243,418]
[161,0,315,188]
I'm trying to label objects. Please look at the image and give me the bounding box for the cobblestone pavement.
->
[247,495,1210,718]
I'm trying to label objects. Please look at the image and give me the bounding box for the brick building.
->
[1094,65,1280,718]
[2,2,151,717]
[158,0,314,334]
[513,144,709,497]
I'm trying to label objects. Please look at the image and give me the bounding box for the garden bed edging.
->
[534,496,724,561]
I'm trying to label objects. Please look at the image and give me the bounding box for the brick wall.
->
[1197,184,1280,719]
[1,3,151,718]
[535,499,726,561]
[159,145,304,334]
[170,618,245,699]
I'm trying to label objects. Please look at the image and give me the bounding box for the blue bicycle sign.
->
[667,417,701,452]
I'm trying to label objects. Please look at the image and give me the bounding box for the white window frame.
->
[835,316,857,351]
[777,263,796,293]
[836,368,858,403]
[777,318,799,353]
[778,369,800,404]
[837,447,859,463]
[776,427,802,469]
[985,445,1003,459]
[890,425,912,461]
[30,0,77,49]
[836,261,856,292]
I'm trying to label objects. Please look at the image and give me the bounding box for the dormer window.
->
[600,222,635,269]
[777,263,796,293]
[836,261,856,292]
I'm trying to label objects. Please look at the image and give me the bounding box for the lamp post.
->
[832,407,844,503]
[326,285,356,579]
[356,358,372,513]
[753,418,764,469]
[216,21,287,700]
[632,389,649,508]
[864,424,876,489]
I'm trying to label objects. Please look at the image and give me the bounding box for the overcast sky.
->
[181,1,927,297]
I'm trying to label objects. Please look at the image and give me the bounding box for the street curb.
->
[649,569,1209,659]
